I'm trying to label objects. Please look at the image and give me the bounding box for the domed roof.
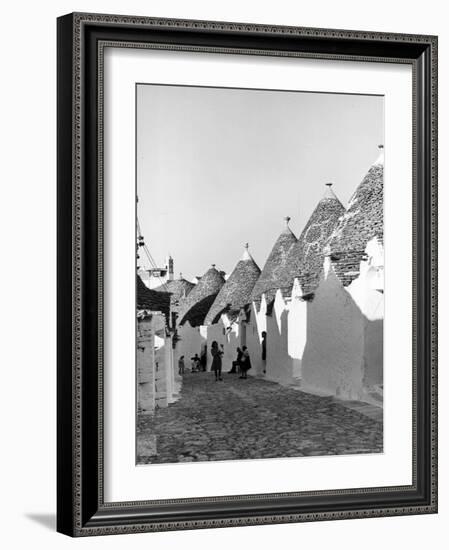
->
[204,244,261,325]
[153,275,195,314]
[178,265,225,326]
[136,275,171,321]
[326,147,384,286]
[284,183,345,296]
[250,218,297,305]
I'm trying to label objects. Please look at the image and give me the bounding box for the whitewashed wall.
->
[301,239,384,401]
[207,318,240,373]
[175,321,206,371]
[287,279,308,380]
[265,292,294,384]
[136,316,156,414]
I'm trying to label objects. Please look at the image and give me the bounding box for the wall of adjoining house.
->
[137,313,178,413]
[346,237,384,391]
[265,292,294,385]
[137,316,155,414]
[245,302,266,377]
[244,315,264,377]
[207,318,240,373]
[175,321,206,371]
[301,268,365,399]
[300,239,384,401]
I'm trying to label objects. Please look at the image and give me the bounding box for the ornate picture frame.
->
[57,12,437,536]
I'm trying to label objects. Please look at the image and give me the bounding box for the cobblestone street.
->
[137,372,383,464]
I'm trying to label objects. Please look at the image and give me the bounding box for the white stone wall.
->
[301,268,365,399]
[346,237,384,391]
[245,303,265,377]
[265,291,294,385]
[137,317,155,414]
[137,313,178,412]
[206,318,240,373]
[287,279,308,380]
[301,238,384,401]
[175,321,206,371]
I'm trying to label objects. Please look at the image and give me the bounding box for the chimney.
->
[166,255,174,281]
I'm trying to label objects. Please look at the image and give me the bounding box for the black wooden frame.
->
[57,12,438,537]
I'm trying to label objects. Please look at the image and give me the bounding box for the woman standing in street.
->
[239,346,251,379]
[211,341,223,381]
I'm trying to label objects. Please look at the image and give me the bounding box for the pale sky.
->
[137,84,383,281]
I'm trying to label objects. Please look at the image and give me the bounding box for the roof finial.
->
[323,182,338,200]
[284,216,291,227]
[242,242,252,261]
[212,264,216,269]
[375,144,385,165]
[179,272,183,279]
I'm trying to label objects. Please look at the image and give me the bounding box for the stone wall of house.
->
[287,279,308,380]
[137,316,156,414]
[265,291,294,385]
[137,313,178,412]
[175,321,206,371]
[245,302,266,377]
[206,318,240,373]
[242,314,263,377]
[301,238,384,402]
[301,267,365,399]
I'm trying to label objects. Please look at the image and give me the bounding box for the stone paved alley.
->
[137,372,383,464]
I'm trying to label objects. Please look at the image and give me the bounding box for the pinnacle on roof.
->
[373,144,384,167]
[250,218,298,305]
[323,182,338,200]
[326,146,384,286]
[177,265,225,327]
[205,244,261,325]
[241,242,255,262]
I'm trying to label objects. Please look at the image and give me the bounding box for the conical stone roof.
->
[284,183,345,296]
[153,276,195,314]
[204,245,261,325]
[136,275,171,321]
[326,148,384,286]
[178,265,225,327]
[250,218,297,305]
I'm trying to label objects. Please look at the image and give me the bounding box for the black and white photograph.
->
[136,84,385,465]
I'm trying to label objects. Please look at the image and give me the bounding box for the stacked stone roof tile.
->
[250,222,297,305]
[177,265,225,327]
[204,246,261,325]
[136,275,171,321]
[326,153,384,287]
[153,277,195,314]
[284,185,346,296]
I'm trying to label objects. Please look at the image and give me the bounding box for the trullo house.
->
[247,218,298,381]
[301,147,384,403]
[175,265,225,370]
[204,244,261,372]
[278,183,346,383]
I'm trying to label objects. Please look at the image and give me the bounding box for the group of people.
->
[178,353,206,375]
[177,343,252,382]
[211,342,252,381]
